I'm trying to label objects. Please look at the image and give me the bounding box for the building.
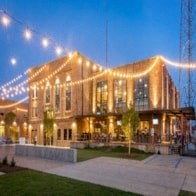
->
[28,51,180,147]
[0,99,28,143]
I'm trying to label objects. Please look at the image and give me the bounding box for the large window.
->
[32,107,38,117]
[55,79,60,112]
[32,85,38,99]
[65,77,71,111]
[134,76,149,111]
[114,79,127,113]
[45,82,50,104]
[96,81,108,114]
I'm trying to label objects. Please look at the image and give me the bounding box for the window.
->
[68,129,72,140]
[32,107,38,117]
[45,82,50,104]
[55,79,60,112]
[32,85,38,99]
[64,129,67,140]
[63,129,72,140]
[65,78,71,111]
[134,76,149,111]
[57,129,61,140]
[114,79,127,113]
[96,81,108,114]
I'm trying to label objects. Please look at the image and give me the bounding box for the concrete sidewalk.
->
[0,145,196,196]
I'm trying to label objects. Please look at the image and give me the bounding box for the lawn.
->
[0,170,140,196]
[178,190,196,196]
[77,146,153,162]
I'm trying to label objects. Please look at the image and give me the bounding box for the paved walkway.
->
[0,145,196,196]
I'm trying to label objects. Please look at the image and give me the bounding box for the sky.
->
[0,0,181,100]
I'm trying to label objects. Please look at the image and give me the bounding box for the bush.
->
[10,157,16,167]
[2,156,8,165]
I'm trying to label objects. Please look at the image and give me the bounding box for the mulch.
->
[0,165,27,173]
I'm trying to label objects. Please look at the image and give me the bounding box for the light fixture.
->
[1,14,10,27]
[55,46,63,56]
[42,38,49,48]
[10,58,17,65]
[24,29,32,40]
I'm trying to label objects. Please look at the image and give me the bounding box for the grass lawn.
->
[0,170,140,196]
[77,146,153,162]
[178,190,196,196]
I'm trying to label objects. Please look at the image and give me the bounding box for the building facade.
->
[28,51,179,146]
[0,99,28,143]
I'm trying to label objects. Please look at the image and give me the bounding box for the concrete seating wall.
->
[15,145,77,163]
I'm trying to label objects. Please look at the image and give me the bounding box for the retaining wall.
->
[15,144,77,163]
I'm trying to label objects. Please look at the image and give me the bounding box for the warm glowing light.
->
[13,121,17,126]
[72,122,76,128]
[0,97,28,109]
[93,64,97,71]
[10,58,17,65]
[160,56,196,68]
[24,29,32,40]
[55,46,63,56]
[42,38,49,48]
[86,61,90,67]
[78,58,82,64]
[1,14,10,26]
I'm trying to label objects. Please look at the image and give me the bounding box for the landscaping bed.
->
[0,165,26,173]
[77,146,153,162]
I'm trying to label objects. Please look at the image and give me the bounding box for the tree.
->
[43,110,54,145]
[4,112,16,139]
[122,105,140,155]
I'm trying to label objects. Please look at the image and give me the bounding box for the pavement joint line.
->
[175,157,183,168]
[143,154,158,164]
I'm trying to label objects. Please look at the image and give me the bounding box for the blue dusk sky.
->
[0,0,181,98]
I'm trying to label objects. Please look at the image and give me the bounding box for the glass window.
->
[55,79,60,112]
[65,79,71,111]
[57,129,61,140]
[64,129,67,140]
[32,85,37,99]
[45,82,50,104]
[134,76,149,111]
[96,81,108,114]
[114,79,127,113]
[32,107,38,117]
[68,129,72,140]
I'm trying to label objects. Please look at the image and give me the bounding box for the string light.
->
[55,46,63,56]
[10,58,17,65]
[0,96,28,109]
[42,38,49,48]
[1,13,10,27]
[160,56,196,69]
[24,29,32,40]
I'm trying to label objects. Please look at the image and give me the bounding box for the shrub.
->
[2,156,8,165]
[10,157,16,167]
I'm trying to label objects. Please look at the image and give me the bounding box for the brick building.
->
[28,51,179,146]
[0,99,28,143]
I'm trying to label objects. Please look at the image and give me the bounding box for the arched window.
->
[65,75,71,111]
[55,78,60,112]
[32,84,38,99]
[45,81,50,104]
